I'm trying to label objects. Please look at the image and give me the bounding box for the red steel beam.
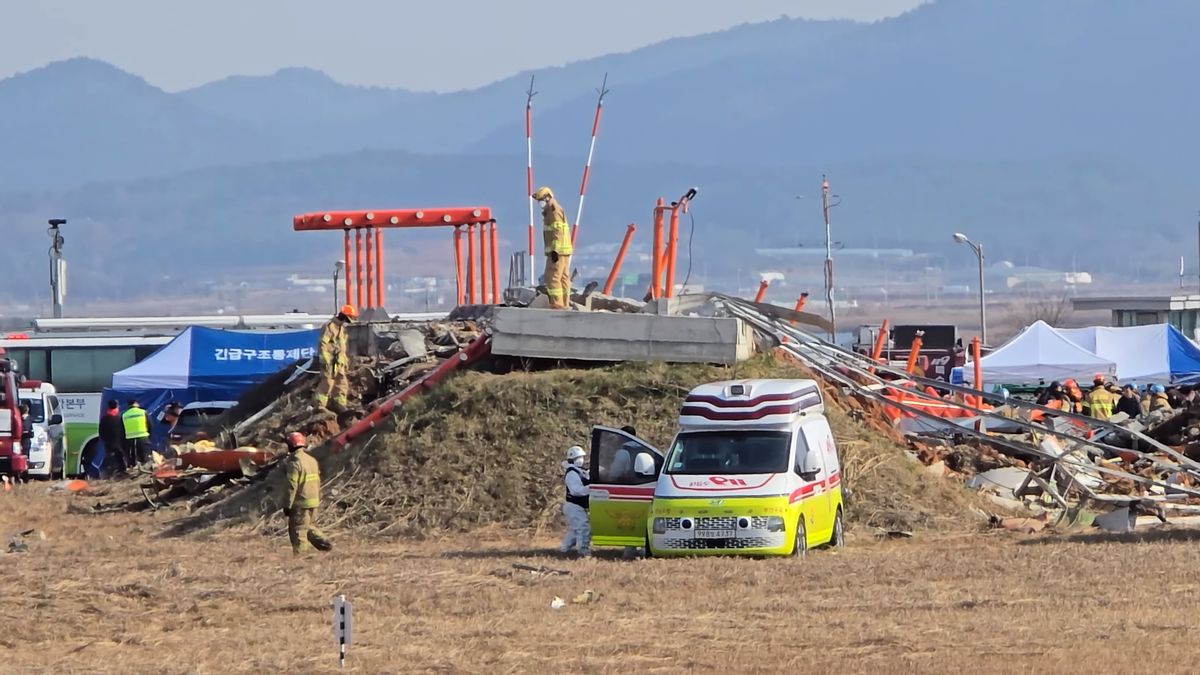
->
[375,228,385,307]
[294,207,493,231]
[453,227,465,306]
[603,223,636,296]
[466,224,477,305]
[479,222,490,305]
[364,227,374,309]
[354,228,364,309]
[332,336,493,453]
[489,222,501,305]
[342,229,352,306]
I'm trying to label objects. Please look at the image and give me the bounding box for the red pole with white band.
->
[525,76,537,283]
[571,73,609,246]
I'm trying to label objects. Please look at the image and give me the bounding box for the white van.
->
[18,381,64,479]
[589,378,845,557]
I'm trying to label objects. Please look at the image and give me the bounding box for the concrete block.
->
[491,307,754,364]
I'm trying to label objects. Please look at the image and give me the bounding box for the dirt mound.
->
[175,356,976,536]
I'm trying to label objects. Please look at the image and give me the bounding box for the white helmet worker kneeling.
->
[560,445,591,558]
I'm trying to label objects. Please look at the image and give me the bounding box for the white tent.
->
[1057,324,1200,384]
[964,320,1116,385]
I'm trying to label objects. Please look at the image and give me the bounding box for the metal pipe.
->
[479,222,490,305]
[354,228,364,309]
[754,280,769,303]
[343,229,352,306]
[789,292,810,326]
[466,223,477,305]
[665,206,681,298]
[571,73,609,246]
[603,223,637,296]
[489,222,501,304]
[375,228,384,308]
[364,227,374,309]
[905,331,925,375]
[868,319,889,374]
[821,175,836,339]
[650,199,664,300]
[453,227,464,306]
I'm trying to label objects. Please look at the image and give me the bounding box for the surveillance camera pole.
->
[47,219,67,318]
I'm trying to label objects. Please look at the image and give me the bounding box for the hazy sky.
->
[2,0,926,92]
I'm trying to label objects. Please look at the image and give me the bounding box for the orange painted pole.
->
[868,319,889,374]
[905,332,925,375]
[489,222,501,304]
[754,280,770,303]
[466,224,477,305]
[971,336,983,392]
[789,292,810,326]
[665,206,681,298]
[650,198,664,299]
[354,228,364,309]
[453,227,464,306]
[364,227,374,308]
[375,227,384,308]
[603,223,636,296]
[479,222,490,305]
[342,229,352,306]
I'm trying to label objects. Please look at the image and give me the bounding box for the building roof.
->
[1071,295,1200,312]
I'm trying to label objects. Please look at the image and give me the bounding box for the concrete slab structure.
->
[491,307,754,365]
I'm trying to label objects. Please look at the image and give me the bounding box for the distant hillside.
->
[14,1,1200,190]
[0,149,1192,305]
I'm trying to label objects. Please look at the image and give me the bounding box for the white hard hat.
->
[566,446,586,462]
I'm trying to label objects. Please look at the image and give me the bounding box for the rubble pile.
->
[91,320,486,515]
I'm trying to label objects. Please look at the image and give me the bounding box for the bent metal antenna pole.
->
[525,76,537,283]
[571,73,609,246]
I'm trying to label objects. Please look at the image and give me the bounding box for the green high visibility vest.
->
[122,407,150,439]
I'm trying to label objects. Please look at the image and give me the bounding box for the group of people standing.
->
[94,399,181,474]
[1034,375,1184,421]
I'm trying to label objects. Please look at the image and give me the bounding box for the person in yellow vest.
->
[533,186,574,309]
[314,304,356,412]
[1086,375,1117,420]
[282,432,333,555]
[121,400,151,468]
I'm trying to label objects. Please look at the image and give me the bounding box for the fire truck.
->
[0,354,27,477]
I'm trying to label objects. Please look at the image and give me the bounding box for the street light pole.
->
[333,260,345,315]
[953,233,987,345]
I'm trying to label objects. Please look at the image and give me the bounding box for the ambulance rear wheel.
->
[792,520,807,558]
[829,508,845,548]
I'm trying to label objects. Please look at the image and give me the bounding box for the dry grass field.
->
[5,488,1200,674]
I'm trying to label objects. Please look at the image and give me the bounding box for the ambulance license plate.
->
[696,529,735,539]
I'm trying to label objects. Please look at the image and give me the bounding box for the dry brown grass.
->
[6,487,1200,674]
[174,357,974,537]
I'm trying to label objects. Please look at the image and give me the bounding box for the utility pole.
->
[47,219,67,318]
[821,175,837,339]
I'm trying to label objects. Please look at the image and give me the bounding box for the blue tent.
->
[1058,323,1200,384]
[101,326,321,441]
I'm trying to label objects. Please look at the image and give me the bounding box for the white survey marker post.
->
[332,594,353,668]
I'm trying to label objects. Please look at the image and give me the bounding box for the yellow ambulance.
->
[589,379,844,556]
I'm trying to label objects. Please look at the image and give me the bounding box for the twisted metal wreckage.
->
[710,294,1200,530]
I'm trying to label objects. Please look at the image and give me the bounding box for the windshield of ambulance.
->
[664,431,791,475]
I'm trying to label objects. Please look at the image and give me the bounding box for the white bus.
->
[0,312,326,475]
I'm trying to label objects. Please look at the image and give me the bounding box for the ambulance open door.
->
[588,425,662,548]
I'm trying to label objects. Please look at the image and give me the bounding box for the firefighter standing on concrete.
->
[121,400,151,467]
[282,432,333,554]
[314,304,356,412]
[533,186,573,309]
[560,445,591,558]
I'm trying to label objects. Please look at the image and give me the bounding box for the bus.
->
[0,333,174,475]
[0,313,326,475]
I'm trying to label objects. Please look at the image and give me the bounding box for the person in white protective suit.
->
[560,445,592,558]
